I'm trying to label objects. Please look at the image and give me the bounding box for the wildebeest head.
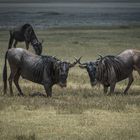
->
[78,59,98,86]
[33,40,43,55]
[54,57,81,88]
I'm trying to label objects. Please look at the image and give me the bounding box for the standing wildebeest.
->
[3,48,80,97]
[8,24,43,55]
[78,49,140,95]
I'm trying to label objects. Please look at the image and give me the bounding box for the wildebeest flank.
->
[3,48,80,97]
[8,24,43,55]
[79,49,140,95]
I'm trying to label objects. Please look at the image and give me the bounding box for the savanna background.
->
[0,1,140,140]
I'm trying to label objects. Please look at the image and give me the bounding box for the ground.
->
[0,26,140,140]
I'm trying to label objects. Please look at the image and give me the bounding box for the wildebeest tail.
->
[8,30,13,49]
[3,51,8,94]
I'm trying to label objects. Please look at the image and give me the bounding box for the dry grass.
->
[0,26,140,140]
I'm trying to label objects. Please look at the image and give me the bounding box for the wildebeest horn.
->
[77,57,88,66]
[77,57,88,68]
[98,54,103,60]
[69,56,82,67]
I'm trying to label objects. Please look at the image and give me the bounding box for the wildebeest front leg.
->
[103,85,108,94]
[44,84,52,97]
[25,41,29,50]
[108,82,116,95]
[123,73,134,94]
[43,66,53,97]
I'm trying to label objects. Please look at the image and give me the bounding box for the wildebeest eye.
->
[95,63,98,66]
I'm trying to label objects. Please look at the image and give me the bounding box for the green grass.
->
[0,26,140,140]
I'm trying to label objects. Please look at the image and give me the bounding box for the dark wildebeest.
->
[8,24,43,55]
[78,49,140,95]
[3,48,80,97]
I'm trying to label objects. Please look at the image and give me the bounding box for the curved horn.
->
[75,57,89,69]
[98,54,103,60]
[77,57,88,66]
[69,56,82,67]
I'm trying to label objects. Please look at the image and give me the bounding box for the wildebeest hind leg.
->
[13,70,24,96]
[13,40,18,48]
[25,41,29,50]
[124,73,134,94]
[8,73,14,96]
[8,65,19,96]
[8,36,14,49]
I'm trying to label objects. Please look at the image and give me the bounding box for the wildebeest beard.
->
[96,55,126,84]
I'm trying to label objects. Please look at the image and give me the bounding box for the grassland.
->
[0,26,140,140]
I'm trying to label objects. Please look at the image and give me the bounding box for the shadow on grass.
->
[29,92,47,97]
[114,89,140,96]
[128,91,140,96]
[16,134,36,140]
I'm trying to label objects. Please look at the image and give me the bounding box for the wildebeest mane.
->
[22,24,42,55]
[96,55,125,83]
[32,55,59,83]
[22,24,37,43]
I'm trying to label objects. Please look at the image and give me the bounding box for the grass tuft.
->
[16,134,36,140]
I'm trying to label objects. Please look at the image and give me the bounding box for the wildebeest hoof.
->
[17,93,24,96]
[123,92,128,95]
[107,93,111,96]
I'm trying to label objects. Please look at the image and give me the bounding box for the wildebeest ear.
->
[98,54,103,61]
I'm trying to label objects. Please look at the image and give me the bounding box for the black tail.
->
[3,51,8,94]
[8,30,13,49]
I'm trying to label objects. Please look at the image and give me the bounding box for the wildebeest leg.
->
[25,41,29,50]
[123,73,134,94]
[13,70,24,96]
[108,82,116,95]
[8,65,19,96]
[44,84,52,97]
[103,85,108,94]
[8,36,14,49]
[43,66,53,97]
[13,40,18,48]
[135,66,140,76]
[8,73,14,96]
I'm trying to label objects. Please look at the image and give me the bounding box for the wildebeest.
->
[78,49,140,95]
[8,24,43,55]
[3,48,80,97]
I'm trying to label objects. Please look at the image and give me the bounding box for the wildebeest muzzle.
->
[59,72,68,88]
